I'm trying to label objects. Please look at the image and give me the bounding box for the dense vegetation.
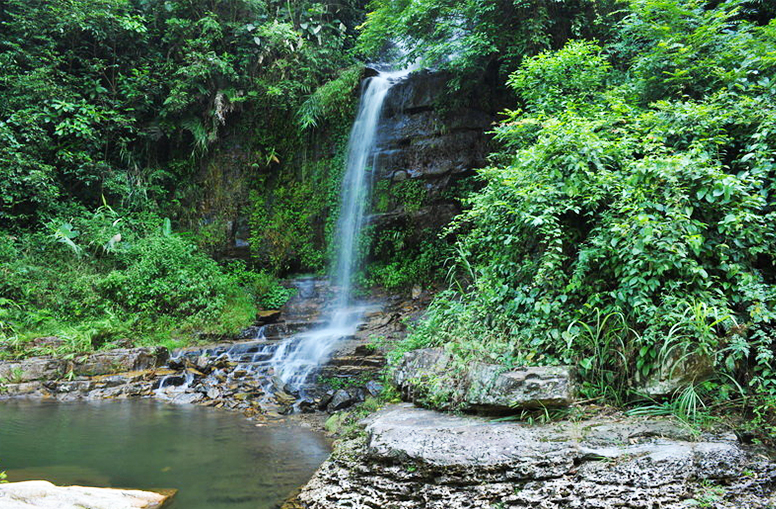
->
[0,0,366,354]
[384,0,776,432]
[2,0,776,437]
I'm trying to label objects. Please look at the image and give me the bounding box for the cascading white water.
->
[264,69,412,396]
[332,73,392,315]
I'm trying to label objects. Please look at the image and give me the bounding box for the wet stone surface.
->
[0,279,424,418]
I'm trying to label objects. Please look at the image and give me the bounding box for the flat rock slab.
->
[0,480,172,509]
[298,404,776,508]
[393,348,574,411]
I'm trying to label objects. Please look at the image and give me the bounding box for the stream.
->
[0,399,331,508]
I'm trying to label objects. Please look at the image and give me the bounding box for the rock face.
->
[366,69,495,263]
[377,70,493,183]
[0,348,168,384]
[0,480,172,509]
[299,404,776,509]
[393,348,575,412]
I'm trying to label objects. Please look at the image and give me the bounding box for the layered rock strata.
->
[299,404,776,509]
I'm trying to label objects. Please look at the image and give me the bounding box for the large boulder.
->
[638,352,715,398]
[393,348,575,412]
[298,404,776,509]
[0,480,173,509]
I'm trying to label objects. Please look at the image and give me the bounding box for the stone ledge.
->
[392,348,575,412]
[0,348,169,383]
[298,404,776,509]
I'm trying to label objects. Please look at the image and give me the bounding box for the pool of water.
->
[0,399,331,508]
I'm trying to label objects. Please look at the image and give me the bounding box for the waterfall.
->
[332,73,393,316]
[265,69,411,396]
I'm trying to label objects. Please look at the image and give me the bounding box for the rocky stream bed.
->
[2,280,776,508]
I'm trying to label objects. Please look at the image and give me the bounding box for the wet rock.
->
[194,355,212,372]
[0,381,48,398]
[366,69,494,247]
[0,348,168,384]
[0,358,67,383]
[299,404,776,509]
[0,480,173,509]
[364,380,383,397]
[318,390,335,410]
[236,325,265,340]
[257,309,282,324]
[275,390,297,406]
[393,348,575,412]
[271,376,293,394]
[155,374,187,388]
[156,389,204,405]
[353,345,376,357]
[326,389,353,412]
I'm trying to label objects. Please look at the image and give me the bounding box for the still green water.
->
[0,399,331,508]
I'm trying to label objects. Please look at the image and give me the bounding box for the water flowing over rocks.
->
[298,403,776,509]
[393,347,575,412]
[0,280,426,416]
[0,481,173,509]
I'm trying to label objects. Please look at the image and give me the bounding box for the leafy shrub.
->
[396,1,776,425]
[297,66,362,130]
[507,40,611,114]
[101,234,240,320]
[357,0,621,91]
[224,260,296,310]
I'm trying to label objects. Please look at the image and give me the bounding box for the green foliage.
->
[0,211,256,358]
[323,396,383,436]
[317,373,375,391]
[368,232,448,291]
[507,40,611,114]
[298,66,362,130]
[0,0,367,353]
[0,0,363,228]
[357,0,622,90]
[224,260,296,310]
[248,129,351,274]
[688,480,727,507]
[396,0,776,428]
[101,235,235,318]
[366,179,462,291]
[372,180,426,214]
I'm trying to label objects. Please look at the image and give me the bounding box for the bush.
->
[0,221,258,358]
[397,1,776,425]
[224,260,296,310]
[101,234,240,320]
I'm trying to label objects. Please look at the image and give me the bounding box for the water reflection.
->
[0,400,331,508]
